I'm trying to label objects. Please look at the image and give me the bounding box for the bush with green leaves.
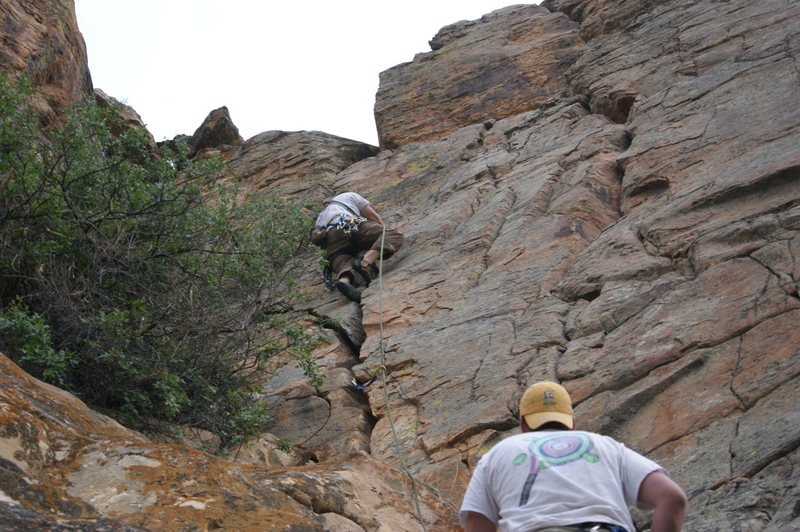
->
[0,298,77,387]
[0,74,324,447]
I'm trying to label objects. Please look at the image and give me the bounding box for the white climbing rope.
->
[375,222,428,532]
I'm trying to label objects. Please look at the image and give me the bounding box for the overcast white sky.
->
[75,1,537,146]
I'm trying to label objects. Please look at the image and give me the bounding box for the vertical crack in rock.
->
[287,309,376,459]
[470,356,485,402]
[553,345,568,385]
[292,398,332,459]
[452,186,518,286]
[481,188,517,273]
[615,127,633,198]
[748,255,789,316]
[712,414,743,491]
[728,336,748,410]
[785,230,800,298]
[308,309,364,356]
[750,238,800,300]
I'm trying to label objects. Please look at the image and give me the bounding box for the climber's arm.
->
[637,470,687,532]
[361,204,383,225]
[465,511,496,532]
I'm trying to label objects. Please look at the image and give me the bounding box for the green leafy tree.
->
[0,75,324,447]
[0,298,77,387]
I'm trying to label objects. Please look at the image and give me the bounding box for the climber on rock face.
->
[460,381,688,532]
[311,191,404,303]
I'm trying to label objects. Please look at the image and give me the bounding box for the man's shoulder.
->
[483,431,539,456]
[571,430,624,448]
[525,430,624,450]
[334,192,367,203]
[482,430,622,456]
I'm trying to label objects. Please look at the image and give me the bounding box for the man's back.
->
[460,430,661,531]
[314,192,368,228]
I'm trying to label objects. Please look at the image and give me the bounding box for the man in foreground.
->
[311,191,404,303]
[460,381,687,532]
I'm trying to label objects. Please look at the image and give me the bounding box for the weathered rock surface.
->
[0,0,92,118]
[187,105,243,157]
[94,88,158,154]
[291,0,800,528]
[541,0,674,41]
[217,130,378,203]
[3,0,800,530]
[374,5,582,149]
[0,352,457,531]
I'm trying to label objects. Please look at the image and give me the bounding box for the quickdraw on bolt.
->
[351,374,378,390]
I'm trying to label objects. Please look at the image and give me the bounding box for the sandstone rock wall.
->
[374,5,582,149]
[0,352,455,531]
[2,0,800,530]
[0,0,92,119]
[282,1,800,530]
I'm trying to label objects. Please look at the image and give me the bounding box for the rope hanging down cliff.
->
[373,223,428,532]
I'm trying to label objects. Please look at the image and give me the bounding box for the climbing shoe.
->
[335,280,361,303]
[351,258,373,286]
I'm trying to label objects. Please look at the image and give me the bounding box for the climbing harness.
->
[327,200,365,234]
[317,199,366,290]
[332,213,366,234]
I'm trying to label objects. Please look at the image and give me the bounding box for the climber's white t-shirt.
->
[314,192,370,229]
[460,430,663,532]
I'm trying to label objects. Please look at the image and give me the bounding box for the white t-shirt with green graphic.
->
[460,430,664,531]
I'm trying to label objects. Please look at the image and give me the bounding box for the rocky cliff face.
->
[2,0,799,531]
[374,5,582,149]
[0,352,454,531]
[0,0,91,119]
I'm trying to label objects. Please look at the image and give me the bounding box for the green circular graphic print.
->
[530,433,594,466]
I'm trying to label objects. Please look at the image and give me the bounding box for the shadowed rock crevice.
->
[686,165,800,227]
[309,309,365,358]
[624,175,670,206]
[576,287,601,302]
[727,336,748,410]
[436,419,519,455]
[573,86,641,125]
[468,356,485,404]
[256,306,370,460]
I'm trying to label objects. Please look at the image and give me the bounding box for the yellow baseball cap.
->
[520,381,574,430]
